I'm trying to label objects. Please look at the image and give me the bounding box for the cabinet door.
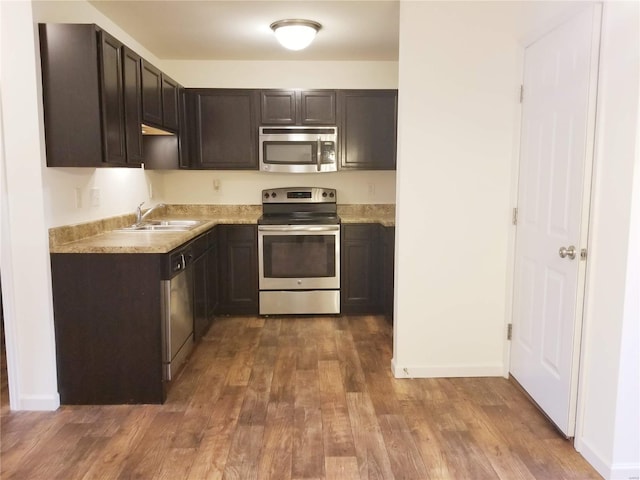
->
[339,90,397,170]
[300,90,336,125]
[341,224,381,313]
[382,226,395,323]
[99,30,127,165]
[217,225,258,314]
[141,60,163,127]
[39,24,103,167]
[122,46,143,165]
[207,230,219,317]
[162,74,180,131]
[187,89,258,169]
[261,90,297,124]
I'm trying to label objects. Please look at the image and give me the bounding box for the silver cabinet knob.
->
[559,245,577,260]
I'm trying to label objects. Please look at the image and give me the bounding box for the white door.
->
[510,5,600,437]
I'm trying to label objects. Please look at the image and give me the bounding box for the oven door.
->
[258,225,340,290]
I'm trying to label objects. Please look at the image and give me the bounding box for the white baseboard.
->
[390,358,504,378]
[575,437,640,480]
[17,393,60,411]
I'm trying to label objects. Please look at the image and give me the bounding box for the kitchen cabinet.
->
[341,224,382,313]
[338,90,398,170]
[260,89,336,125]
[194,228,219,340]
[39,23,143,167]
[185,89,259,169]
[141,60,181,132]
[381,226,395,323]
[217,224,259,314]
[50,253,165,404]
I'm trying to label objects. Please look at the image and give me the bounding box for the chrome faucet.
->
[135,202,165,225]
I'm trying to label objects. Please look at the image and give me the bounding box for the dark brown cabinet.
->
[141,60,181,132]
[338,90,398,170]
[51,253,165,404]
[341,224,382,314]
[217,224,259,314]
[122,47,144,165]
[194,228,219,341]
[39,24,142,167]
[185,89,259,170]
[260,89,336,125]
[381,226,395,322]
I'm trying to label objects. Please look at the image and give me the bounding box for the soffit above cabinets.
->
[88,0,400,61]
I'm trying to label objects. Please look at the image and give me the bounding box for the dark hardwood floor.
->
[0,315,601,479]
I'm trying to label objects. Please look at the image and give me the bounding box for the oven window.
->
[263,235,335,278]
[264,142,316,165]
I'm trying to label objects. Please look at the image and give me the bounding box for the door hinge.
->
[519,85,524,103]
[580,248,587,260]
[507,323,513,340]
[512,207,518,226]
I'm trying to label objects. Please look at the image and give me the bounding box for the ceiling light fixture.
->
[270,19,322,51]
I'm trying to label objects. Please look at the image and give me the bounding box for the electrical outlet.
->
[213,178,221,191]
[74,187,82,209]
[368,183,375,197]
[90,188,100,207]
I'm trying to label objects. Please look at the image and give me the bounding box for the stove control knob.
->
[264,192,270,199]
[322,192,327,197]
[329,192,335,198]
[271,192,277,198]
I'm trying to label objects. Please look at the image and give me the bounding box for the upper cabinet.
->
[261,90,336,125]
[39,24,141,167]
[338,90,398,170]
[141,60,181,132]
[39,23,182,168]
[185,89,259,170]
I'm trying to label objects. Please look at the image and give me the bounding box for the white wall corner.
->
[18,393,61,412]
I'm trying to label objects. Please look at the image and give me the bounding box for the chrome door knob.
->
[559,245,577,260]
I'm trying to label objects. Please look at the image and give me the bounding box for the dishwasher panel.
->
[161,247,195,381]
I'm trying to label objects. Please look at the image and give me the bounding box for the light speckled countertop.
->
[49,204,395,254]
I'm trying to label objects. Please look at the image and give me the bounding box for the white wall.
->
[392,1,521,377]
[0,0,59,410]
[575,2,640,479]
[159,170,395,205]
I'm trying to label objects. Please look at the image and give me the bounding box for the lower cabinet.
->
[216,224,259,315]
[382,226,395,323]
[341,224,395,320]
[341,224,382,313]
[50,253,165,404]
[194,228,220,340]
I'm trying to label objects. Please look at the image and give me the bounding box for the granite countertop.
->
[337,204,396,227]
[49,204,395,254]
[49,205,261,254]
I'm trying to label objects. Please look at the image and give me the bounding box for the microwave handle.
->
[317,138,322,172]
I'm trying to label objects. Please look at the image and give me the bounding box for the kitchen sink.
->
[117,219,205,232]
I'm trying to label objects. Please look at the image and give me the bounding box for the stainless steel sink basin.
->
[117,219,205,232]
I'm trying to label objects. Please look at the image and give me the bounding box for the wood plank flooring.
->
[0,315,601,479]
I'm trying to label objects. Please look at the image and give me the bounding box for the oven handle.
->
[317,138,322,172]
[258,225,340,232]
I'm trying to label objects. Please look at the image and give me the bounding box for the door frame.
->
[504,3,603,437]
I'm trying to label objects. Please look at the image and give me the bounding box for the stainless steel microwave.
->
[259,126,338,173]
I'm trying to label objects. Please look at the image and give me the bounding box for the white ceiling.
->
[89,0,400,61]
[88,1,591,62]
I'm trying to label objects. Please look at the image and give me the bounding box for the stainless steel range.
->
[258,187,340,315]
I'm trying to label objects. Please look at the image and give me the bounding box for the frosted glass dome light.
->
[270,19,321,51]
